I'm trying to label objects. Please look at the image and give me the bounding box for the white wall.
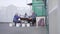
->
[0,0,32,22]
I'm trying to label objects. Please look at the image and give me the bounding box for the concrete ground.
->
[0,23,48,34]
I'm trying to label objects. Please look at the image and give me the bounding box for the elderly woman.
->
[13,13,21,26]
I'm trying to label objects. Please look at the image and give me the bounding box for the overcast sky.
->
[0,0,32,7]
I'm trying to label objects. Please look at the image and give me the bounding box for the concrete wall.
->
[49,8,57,34]
[57,0,60,34]
[48,0,57,11]
[48,0,58,34]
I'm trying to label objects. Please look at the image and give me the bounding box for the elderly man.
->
[28,12,37,26]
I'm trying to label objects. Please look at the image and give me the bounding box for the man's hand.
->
[29,18,32,20]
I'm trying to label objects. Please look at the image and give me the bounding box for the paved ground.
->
[0,23,48,34]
